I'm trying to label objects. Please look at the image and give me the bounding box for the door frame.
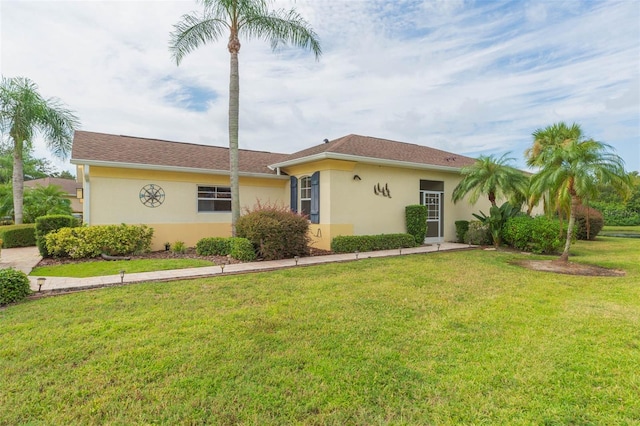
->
[421,190,444,243]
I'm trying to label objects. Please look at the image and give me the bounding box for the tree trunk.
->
[228,35,241,236]
[12,139,24,224]
[560,194,579,262]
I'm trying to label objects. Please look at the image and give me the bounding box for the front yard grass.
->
[2,237,639,424]
[30,258,215,278]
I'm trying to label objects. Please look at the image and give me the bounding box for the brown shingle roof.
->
[24,177,81,195]
[71,131,289,175]
[281,134,477,168]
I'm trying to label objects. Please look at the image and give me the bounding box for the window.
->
[300,176,311,217]
[197,186,231,212]
[289,172,320,224]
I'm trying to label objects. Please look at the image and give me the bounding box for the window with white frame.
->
[299,176,311,217]
[197,185,231,212]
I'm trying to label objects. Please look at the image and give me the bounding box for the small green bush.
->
[0,224,36,248]
[454,220,469,243]
[503,215,564,254]
[196,237,230,256]
[228,237,256,261]
[236,203,310,260]
[574,205,604,241]
[405,205,427,244]
[45,224,153,259]
[465,221,492,246]
[331,233,417,253]
[35,215,79,257]
[195,236,256,261]
[172,241,186,254]
[0,268,32,305]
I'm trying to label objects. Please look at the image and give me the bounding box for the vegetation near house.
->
[331,233,417,253]
[502,215,565,254]
[0,224,36,248]
[0,76,79,225]
[235,203,310,260]
[195,236,256,261]
[0,268,31,305]
[169,0,321,234]
[35,214,79,257]
[45,224,153,259]
[405,204,428,244]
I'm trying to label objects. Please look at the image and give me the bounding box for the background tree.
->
[0,76,79,224]
[170,0,321,234]
[528,122,630,261]
[0,148,57,184]
[452,153,528,208]
[0,184,72,223]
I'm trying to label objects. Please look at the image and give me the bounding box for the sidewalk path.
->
[0,246,43,275]
[0,243,474,294]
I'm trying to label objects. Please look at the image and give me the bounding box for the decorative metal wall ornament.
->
[139,184,165,207]
[373,183,392,198]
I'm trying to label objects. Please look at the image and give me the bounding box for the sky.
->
[1,0,639,175]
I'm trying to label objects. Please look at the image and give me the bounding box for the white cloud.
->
[1,0,638,174]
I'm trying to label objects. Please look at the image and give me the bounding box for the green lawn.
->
[2,237,639,424]
[30,258,215,277]
[602,225,640,235]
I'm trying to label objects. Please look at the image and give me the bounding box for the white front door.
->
[422,190,443,243]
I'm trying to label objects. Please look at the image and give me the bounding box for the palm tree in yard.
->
[452,153,528,207]
[0,76,79,224]
[169,0,322,234]
[528,122,630,262]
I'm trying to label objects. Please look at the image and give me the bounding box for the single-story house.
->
[23,177,83,215]
[70,131,494,251]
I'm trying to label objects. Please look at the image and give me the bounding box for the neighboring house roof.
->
[24,177,81,196]
[71,131,290,176]
[269,134,477,171]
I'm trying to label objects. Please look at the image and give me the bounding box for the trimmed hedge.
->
[0,224,36,248]
[195,236,256,262]
[45,224,153,259]
[574,205,604,241]
[405,205,427,244]
[35,215,79,257]
[331,233,417,253]
[465,221,491,246]
[0,268,32,305]
[503,215,564,254]
[236,204,310,260]
[455,220,469,243]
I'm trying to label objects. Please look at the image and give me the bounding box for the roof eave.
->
[269,152,465,173]
[71,159,289,180]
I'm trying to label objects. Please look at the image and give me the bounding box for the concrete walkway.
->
[1,243,474,294]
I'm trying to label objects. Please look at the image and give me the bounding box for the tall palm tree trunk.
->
[11,138,24,224]
[228,34,241,235]
[560,191,579,262]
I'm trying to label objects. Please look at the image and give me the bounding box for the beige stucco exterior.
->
[77,158,506,252]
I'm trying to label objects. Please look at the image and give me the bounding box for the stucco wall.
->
[85,166,287,249]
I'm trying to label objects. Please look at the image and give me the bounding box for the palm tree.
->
[529,123,630,261]
[452,153,528,207]
[0,77,79,224]
[169,0,322,234]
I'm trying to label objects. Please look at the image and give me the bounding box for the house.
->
[71,131,493,251]
[23,177,83,215]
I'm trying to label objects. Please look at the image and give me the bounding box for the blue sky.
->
[1,0,638,173]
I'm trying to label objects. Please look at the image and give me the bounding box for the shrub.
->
[454,220,469,243]
[45,224,153,259]
[228,237,256,262]
[195,236,256,261]
[35,215,79,257]
[590,201,640,226]
[236,203,310,260]
[172,241,186,254]
[464,221,491,246]
[573,205,604,240]
[0,268,32,305]
[0,224,36,248]
[405,205,427,244]
[503,215,564,254]
[331,233,417,253]
[196,237,231,256]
